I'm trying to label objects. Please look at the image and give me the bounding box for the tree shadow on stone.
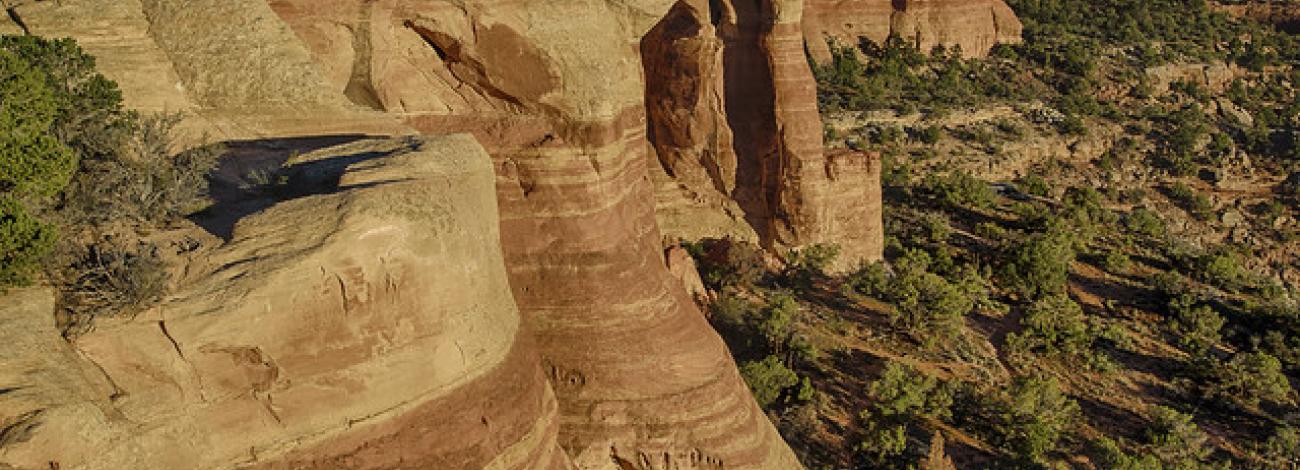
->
[189,134,399,241]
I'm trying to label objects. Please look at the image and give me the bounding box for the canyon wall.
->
[0,0,1007,465]
[2,0,811,468]
[640,0,884,268]
[804,0,1023,62]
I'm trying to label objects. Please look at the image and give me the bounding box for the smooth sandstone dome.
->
[0,136,572,469]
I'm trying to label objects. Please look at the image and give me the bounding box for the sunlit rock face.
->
[803,0,1023,63]
[1,0,819,468]
[0,136,574,469]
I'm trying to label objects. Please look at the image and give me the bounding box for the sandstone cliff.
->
[641,0,884,268]
[2,0,821,468]
[804,0,1023,63]
[1,136,573,469]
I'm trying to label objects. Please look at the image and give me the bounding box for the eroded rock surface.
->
[0,0,952,466]
[1,137,572,470]
[804,0,1023,63]
[641,0,883,268]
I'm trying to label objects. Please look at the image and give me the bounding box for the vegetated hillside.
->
[687,1,1300,468]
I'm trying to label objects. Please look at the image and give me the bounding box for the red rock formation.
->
[270,1,806,468]
[666,245,711,303]
[821,149,885,267]
[641,0,884,268]
[804,0,1023,63]
[0,137,574,470]
[642,0,737,195]
[0,0,889,466]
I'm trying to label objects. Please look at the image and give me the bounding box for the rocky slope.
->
[0,0,1019,467]
[804,0,1023,63]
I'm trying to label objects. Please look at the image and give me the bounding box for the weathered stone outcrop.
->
[641,0,884,268]
[282,2,801,466]
[2,137,573,470]
[10,0,411,140]
[804,0,1023,63]
[0,0,879,467]
[1216,1,1300,33]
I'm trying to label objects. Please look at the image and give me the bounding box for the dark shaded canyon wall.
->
[642,0,885,268]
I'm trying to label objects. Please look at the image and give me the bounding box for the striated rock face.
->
[803,0,1023,63]
[641,0,883,268]
[0,136,573,469]
[0,0,890,466]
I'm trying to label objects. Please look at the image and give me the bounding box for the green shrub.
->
[785,243,840,286]
[0,198,57,287]
[917,211,953,245]
[921,170,995,209]
[1166,182,1213,220]
[685,238,768,291]
[1007,294,1095,362]
[1261,426,1300,467]
[1093,437,1162,470]
[1123,208,1166,238]
[1145,407,1212,467]
[996,376,1079,463]
[881,152,912,188]
[759,292,799,349]
[1194,249,1251,292]
[1016,174,1051,198]
[1166,296,1224,356]
[0,49,74,288]
[0,50,77,200]
[0,35,132,160]
[847,262,891,297]
[887,250,974,347]
[1148,270,1190,298]
[1211,351,1292,408]
[859,361,953,462]
[1056,113,1087,136]
[740,355,800,409]
[813,39,869,112]
[917,125,943,145]
[1099,250,1131,274]
[1000,229,1076,300]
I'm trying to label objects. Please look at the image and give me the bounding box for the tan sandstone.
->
[1,136,572,470]
[0,0,982,465]
[804,0,1023,63]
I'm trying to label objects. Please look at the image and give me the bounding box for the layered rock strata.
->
[0,137,573,469]
[641,0,884,268]
[803,0,1023,63]
[0,0,968,465]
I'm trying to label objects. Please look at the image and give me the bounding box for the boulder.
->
[1,137,573,469]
